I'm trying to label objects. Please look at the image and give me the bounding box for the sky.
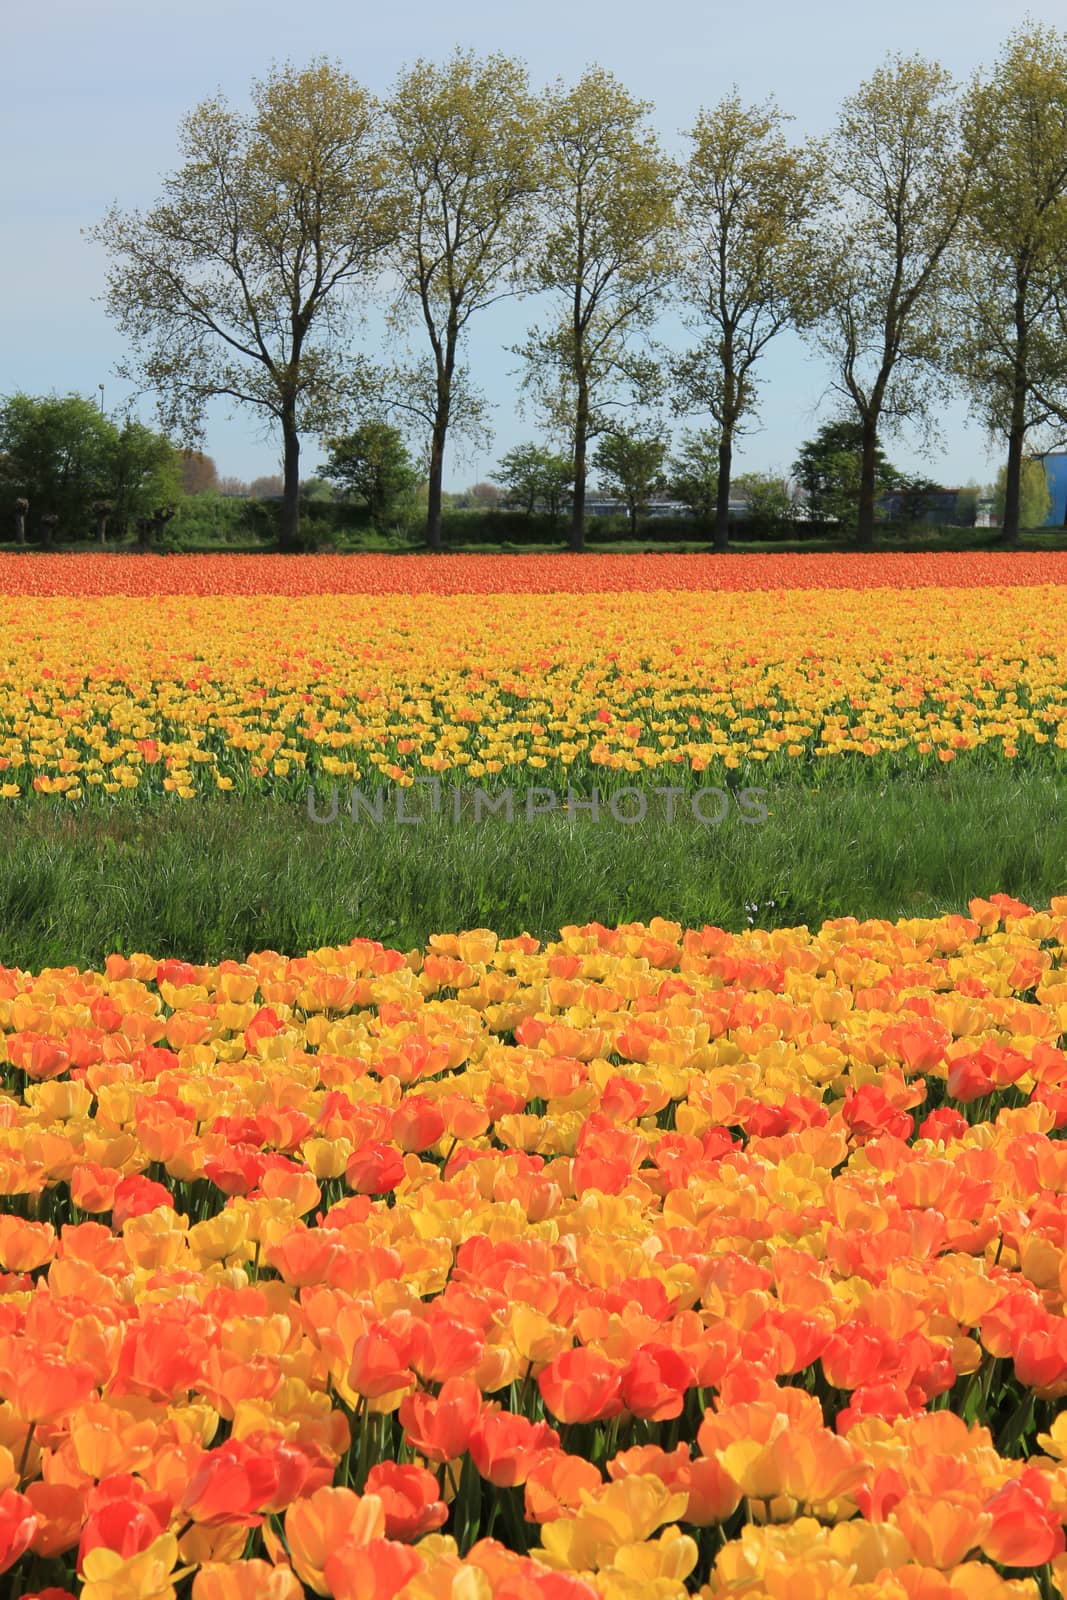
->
[0,0,1057,492]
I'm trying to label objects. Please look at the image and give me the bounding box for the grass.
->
[1,767,1065,969]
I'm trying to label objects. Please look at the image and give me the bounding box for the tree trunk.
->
[1002,289,1029,548]
[13,503,26,546]
[1002,426,1025,546]
[41,514,57,548]
[96,512,109,546]
[279,409,300,553]
[569,381,589,553]
[1002,328,1028,547]
[426,422,447,554]
[714,435,732,552]
[629,501,638,539]
[856,418,879,549]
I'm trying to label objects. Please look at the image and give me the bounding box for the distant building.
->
[1040,452,1067,527]
[876,486,967,525]
[583,494,750,519]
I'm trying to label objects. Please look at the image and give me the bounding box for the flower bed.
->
[0,899,1065,1596]
[3,585,1067,800]
[0,550,1065,598]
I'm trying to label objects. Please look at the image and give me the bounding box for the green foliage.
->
[792,420,898,525]
[107,418,184,537]
[592,427,668,534]
[168,494,269,546]
[0,393,114,538]
[493,444,573,524]
[666,430,719,521]
[0,394,181,541]
[809,54,969,543]
[993,458,1052,529]
[733,470,793,529]
[890,476,943,525]
[955,485,980,527]
[320,422,418,527]
[384,49,541,548]
[675,92,826,546]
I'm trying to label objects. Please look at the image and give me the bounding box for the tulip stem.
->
[16,1421,34,1486]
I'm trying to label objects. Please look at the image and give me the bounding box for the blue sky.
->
[0,0,1055,490]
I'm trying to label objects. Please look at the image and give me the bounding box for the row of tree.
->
[322,414,1050,536]
[84,27,1067,553]
[4,393,1049,547]
[488,420,1053,533]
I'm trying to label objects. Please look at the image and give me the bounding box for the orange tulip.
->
[25,1482,83,1559]
[398,1378,487,1464]
[981,1472,1066,1567]
[180,1439,281,1526]
[524,1453,603,1523]
[618,1343,693,1422]
[363,1462,448,1541]
[323,1537,425,1600]
[0,1489,37,1575]
[285,1487,386,1596]
[891,1494,990,1568]
[192,1561,305,1600]
[538,1347,624,1424]
[0,1216,56,1273]
[469,1411,559,1488]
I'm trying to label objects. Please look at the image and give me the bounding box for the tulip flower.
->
[538,1348,624,1424]
[364,1462,448,1541]
[285,1488,386,1596]
[398,1377,487,1464]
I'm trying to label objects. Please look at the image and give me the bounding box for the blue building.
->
[1042,452,1067,527]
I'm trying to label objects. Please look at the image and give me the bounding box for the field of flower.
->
[2,579,1067,801]
[0,901,1065,1598]
[1,552,1066,597]
[2,553,1067,1599]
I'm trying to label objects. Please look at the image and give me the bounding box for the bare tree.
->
[675,93,825,550]
[519,68,676,552]
[809,55,971,546]
[951,24,1067,542]
[384,49,541,551]
[91,60,397,551]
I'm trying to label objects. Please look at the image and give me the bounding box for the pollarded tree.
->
[674,93,825,551]
[384,50,542,552]
[519,68,677,552]
[809,55,971,547]
[91,60,397,551]
[951,24,1067,544]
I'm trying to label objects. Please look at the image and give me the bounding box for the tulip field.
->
[1,553,1067,803]
[1,553,1067,1599]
